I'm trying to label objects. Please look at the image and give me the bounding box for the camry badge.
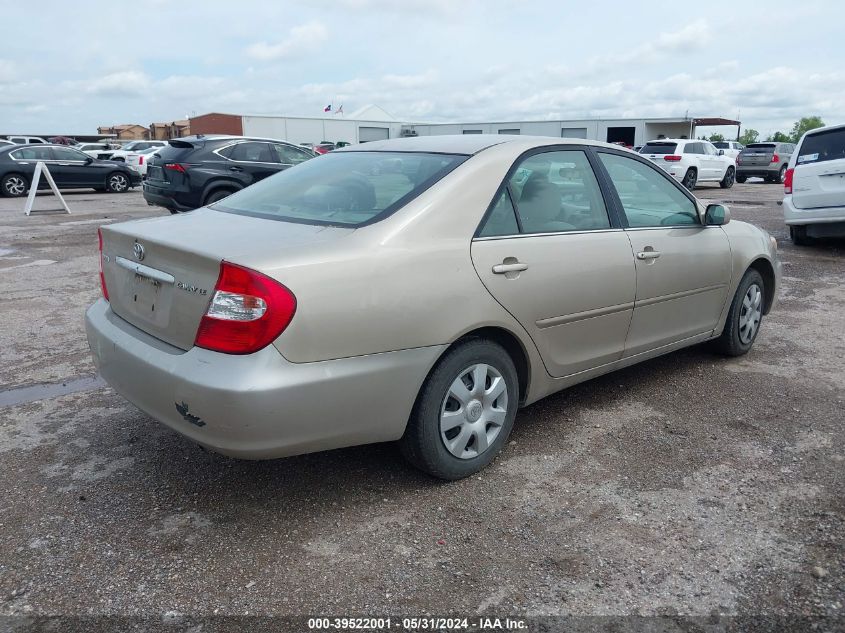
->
[133,241,145,261]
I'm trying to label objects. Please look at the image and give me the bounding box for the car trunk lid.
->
[100,209,354,350]
[739,144,776,167]
[791,127,845,209]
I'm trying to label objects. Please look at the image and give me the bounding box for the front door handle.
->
[636,250,661,260]
[492,262,528,274]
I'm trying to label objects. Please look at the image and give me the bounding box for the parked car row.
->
[736,142,795,184]
[0,144,141,197]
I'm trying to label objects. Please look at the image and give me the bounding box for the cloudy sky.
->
[2,0,844,137]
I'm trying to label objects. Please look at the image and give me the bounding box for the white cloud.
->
[85,71,152,97]
[246,21,328,61]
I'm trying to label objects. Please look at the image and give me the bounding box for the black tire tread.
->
[713,269,765,357]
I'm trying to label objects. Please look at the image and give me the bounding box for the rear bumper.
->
[85,299,444,459]
[737,166,779,178]
[783,196,845,225]
[142,186,195,212]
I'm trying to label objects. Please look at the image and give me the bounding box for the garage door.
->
[561,127,588,139]
[359,127,390,143]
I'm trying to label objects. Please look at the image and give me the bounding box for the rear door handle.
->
[492,262,528,274]
[636,251,661,260]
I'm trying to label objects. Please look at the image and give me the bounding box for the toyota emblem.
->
[133,242,145,261]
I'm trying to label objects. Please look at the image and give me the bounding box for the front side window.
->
[52,147,88,161]
[274,143,313,165]
[507,150,610,234]
[598,153,698,228]
[214,151,466,227]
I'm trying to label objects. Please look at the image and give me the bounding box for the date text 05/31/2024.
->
[307,617,528,630]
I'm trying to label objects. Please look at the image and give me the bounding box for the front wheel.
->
[1,173,29,197]
[719,167,735,189]
[106,172,130,193]
[681,168,697,190]
[400,339,519,480]
[713,269,765,357]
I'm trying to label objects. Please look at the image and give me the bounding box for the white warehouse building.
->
[189,105,740,148]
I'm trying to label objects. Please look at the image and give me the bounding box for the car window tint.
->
[214,151,465,227]
[796,128,845,165]
[52,147,87,161]
[642,142,677,154]
[274,143,313,165]
[598,153,698,228]
[508,150,609,234]
[12,147,53,160]
[228,142,276,163]
[478,189,519,237]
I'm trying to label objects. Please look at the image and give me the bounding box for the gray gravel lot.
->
[0,182,842,629]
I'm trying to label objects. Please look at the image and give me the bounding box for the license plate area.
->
[147,166,164,181]
[115,257,175,327]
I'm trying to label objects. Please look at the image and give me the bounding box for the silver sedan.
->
[86,135,780,479]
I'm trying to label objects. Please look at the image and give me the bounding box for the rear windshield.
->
[745,144,775,150]
[712,142,729,149]
[797,128,845,165]
[213,151,467,227]
[641,142,677,154]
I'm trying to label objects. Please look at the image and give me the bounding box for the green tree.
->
[738,129,759,145]
[708,132,725,142]
[768,131,791,142]
[790,116,825,142]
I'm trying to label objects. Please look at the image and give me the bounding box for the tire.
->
[1,173,29,197]
[776,164,787,184]
[681,168,697,190]
[400,339,519,480]
[735,174,747,184]
[713,269,765,357]
[719,167,735,189]
[790,225,811,246]
[106,172,130,193]
[203,189,235,206]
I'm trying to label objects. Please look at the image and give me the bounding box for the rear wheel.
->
[713,269,765,357]
[777,164,787,184]
[790,225,811,246]
[400,339,518,480]
[203,189,235,206]
[106,172,129,193]
[735,174,747,184]
[1,173,28,197]
[681,168,697,190]
[719,167,735,189]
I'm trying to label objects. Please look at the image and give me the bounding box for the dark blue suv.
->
[142,135,316,213]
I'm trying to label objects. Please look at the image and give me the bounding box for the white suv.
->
[783,123,845,244]
[712,140,744,159]
[640,139,736,190]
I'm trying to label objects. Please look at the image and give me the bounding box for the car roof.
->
[337,134,627,155]
[643,139,698,144]
[177,134,297,145]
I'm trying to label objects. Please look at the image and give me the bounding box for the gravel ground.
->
[0,183,842,631]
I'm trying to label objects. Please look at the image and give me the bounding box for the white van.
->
[783,123,845,244]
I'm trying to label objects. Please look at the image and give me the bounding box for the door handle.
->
[636,250,661,260]
[492,262,528,274]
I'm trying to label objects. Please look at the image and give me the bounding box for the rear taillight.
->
[97,228,109,301]
[663,155,682,162]
[784,167,794,194]
[138,155,144,165]
[165,162,187,173]
[194,262,296,355]
[771,153,780,163]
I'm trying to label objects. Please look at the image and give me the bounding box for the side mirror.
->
[85,156,93,164]
[717,149,725,156]
[705,203,730,226]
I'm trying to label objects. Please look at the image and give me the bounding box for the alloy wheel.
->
[109,174,128,192]
[439,363,508,460]
[5,176,26,196]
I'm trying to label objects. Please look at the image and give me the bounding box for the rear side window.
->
[642,142,678,154]
[712,142,729,149]
[797,128,845,165]
[225,142,275,163]
[478,190,519,237]
[683,143,703,154]
[214,151,466,227]
[11,147,52,160]
[274,143,313,165]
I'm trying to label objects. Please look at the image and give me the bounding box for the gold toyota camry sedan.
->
[86,135,780,479]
